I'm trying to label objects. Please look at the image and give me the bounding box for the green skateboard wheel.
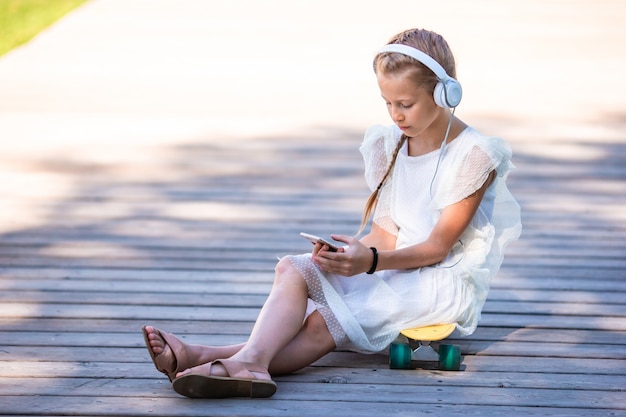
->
[438,344,461,371]
[389,342,412,369]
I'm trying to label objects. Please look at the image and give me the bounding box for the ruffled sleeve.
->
[359,125,402,236]
[433,135,513,210]
[359,125,397,191]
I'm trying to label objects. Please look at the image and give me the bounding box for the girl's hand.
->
[312,235,374,276]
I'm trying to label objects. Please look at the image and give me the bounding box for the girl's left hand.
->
[312,235,374,276]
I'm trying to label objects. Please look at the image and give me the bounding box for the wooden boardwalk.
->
[0,125,625,416]
[1,0,625,415]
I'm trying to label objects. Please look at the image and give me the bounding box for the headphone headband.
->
[377,43,462,108]
[378,44,450,81]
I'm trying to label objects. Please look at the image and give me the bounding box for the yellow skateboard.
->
[389,324,461,371]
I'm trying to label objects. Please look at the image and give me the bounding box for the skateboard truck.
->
[389,323,461,371]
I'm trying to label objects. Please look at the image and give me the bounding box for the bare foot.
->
[143,325,246,380]
[143,326,185,378]
[145,326,167,355]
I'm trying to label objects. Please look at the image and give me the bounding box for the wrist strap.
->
[366,247,378,274]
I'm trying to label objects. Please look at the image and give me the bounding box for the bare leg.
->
[145,307,335,377]
[177,258,333,379]
[268,309,336,375]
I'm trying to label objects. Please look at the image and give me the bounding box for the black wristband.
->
[366,247,378,274]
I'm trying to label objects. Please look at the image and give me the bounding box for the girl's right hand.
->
[313,235,372,276]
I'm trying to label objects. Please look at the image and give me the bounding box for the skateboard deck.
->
[400,323,455,341]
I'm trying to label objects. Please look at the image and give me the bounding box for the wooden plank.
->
[3,266,626,285]
[0,384,622,413]
[0,336,621,361]
[2,347,625,377]
[1,257,624,273]
[0,218,623,237]
[0,267,276,283]
[3,287,626,306]
[5,318,624,352]
[3,291,625,316]
[3,271,625,292]
[488,289,625,304]
[2,327,624,350]
[1,369,623,394]
[2,303,625,330]
[1,319,623,345]
[0,396,614,417]
[0,343,624,375]
[2,243,624,260]
[0,373,624,402]
[314,352,626,376]
[1,247,625,267]
[0,303,262,321]
[477,314,626,331]
[1,227,624,246]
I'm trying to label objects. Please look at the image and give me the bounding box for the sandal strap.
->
[156,330,190,378]
[212,359,269,380]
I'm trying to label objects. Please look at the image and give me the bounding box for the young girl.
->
[143,28,522,399]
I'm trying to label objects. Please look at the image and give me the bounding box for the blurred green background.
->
[0,0,89,56]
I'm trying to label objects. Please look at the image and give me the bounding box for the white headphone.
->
[378,44,462,108]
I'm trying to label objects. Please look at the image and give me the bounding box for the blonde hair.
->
[357,28,457,235]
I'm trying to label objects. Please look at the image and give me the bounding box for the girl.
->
[143,27,522,399]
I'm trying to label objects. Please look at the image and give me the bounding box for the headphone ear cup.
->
[433,82,448,108]
[444,79,462,107]
[434,79,462,108]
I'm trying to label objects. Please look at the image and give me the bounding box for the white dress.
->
[286,125,522,353]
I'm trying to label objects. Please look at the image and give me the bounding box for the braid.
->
[357,134,408,235]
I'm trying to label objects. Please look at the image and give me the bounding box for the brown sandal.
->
[172,359,277,399]
[142,326,192,382]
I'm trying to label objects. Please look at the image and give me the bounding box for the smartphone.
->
[300,232,340,252]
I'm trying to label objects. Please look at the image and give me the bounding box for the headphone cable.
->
[429,106,465,268]
[429,107,456,198]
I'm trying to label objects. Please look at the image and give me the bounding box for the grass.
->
[0,0,90,56]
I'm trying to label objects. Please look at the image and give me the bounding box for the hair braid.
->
[357,134,408,235]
